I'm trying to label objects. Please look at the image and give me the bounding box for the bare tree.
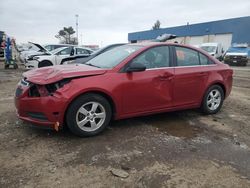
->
[152,20,161,30]
[55,26,77,44]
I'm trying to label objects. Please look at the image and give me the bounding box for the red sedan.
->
[15,43,233,136]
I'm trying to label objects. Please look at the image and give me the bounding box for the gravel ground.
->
[0,62,250,188]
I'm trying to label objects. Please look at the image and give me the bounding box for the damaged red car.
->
[15,43,233,137]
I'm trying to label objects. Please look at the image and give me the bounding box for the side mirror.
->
[126,63,146,73]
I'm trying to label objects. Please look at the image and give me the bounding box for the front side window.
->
[199,53,209,65]
[57,47,71,55]
[175,47,199,66]
[130,46,170,69]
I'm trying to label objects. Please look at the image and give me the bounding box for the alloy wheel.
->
[76,101,106,132]
[206,89,221,111]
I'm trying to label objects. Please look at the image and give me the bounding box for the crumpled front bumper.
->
[14,82,68,129]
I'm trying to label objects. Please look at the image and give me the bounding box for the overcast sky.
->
[0,0,249,46]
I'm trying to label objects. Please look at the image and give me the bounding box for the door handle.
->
[158,75,173,81]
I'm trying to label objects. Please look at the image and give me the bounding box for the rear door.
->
[173,46,210,106]
[121,46,175,114]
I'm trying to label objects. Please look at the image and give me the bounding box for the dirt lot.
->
[0,62,250,188]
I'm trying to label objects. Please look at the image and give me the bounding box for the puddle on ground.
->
[142,113,202,139]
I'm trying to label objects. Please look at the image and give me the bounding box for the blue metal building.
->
[128,16,250,47]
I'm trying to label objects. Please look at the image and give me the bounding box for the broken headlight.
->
[28,79,71,97]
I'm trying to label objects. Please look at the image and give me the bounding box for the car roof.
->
[127,42,216,61]
[127,41,199,49]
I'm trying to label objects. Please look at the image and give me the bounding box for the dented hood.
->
[23,64,107,85]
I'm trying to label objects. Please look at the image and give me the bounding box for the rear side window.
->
[199,53,215,65]
[175,47,199,66]
[199,53,209,65]
[76,48,90,55]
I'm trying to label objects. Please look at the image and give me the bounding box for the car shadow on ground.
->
[21,109,203,140]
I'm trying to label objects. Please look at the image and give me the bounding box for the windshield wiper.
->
[85,63,101,68]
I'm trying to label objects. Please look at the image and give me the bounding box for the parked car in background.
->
[224,44,250,66]
[15,42,233,137]
[200,43,224,61]
[0,31,4,57]
[20,42,74,64]
[61,43,125,65]
[25,46,93,69]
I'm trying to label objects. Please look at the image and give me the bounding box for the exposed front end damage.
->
[15,77,72,130]
[15,64,107,130]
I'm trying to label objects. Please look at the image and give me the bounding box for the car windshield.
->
[226,47,250,57]
[201,46,216,53]
[44,45,67,51]
[84,45,143,68]
[227,47,247,53]
[91,46,105,55]
[50,47,68,54]
[90,44,123,56]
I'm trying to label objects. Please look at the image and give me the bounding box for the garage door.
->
[214,33,232,51]
[189,36,204,46]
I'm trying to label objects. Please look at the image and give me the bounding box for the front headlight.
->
[27,56,40,61]
[33,56,40,60]
[28,79,71,97]
[20,77,30,87]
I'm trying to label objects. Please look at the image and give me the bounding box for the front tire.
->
[201,85,224,114]
[66,94,112,137]
[38,60,53,68]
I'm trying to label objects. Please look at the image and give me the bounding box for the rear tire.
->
[38,60,53,68]
[66,93,112,137]
[201,85,224,114]
[241,62,247,66]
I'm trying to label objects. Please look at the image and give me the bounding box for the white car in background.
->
[20,42,74,64]
[25,46,93,69]
[200,43,224,60]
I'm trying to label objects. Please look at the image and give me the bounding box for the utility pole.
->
[75,14,79,45]
[80,33,83,45]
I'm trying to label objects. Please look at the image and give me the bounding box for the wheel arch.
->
[208,81,226,96]
[63,90,117,126]
[201,81,226,104]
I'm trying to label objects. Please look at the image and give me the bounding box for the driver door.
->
[121,46,174,114]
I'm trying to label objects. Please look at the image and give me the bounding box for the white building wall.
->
[214,33,233,51]
[135,33,233,51]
